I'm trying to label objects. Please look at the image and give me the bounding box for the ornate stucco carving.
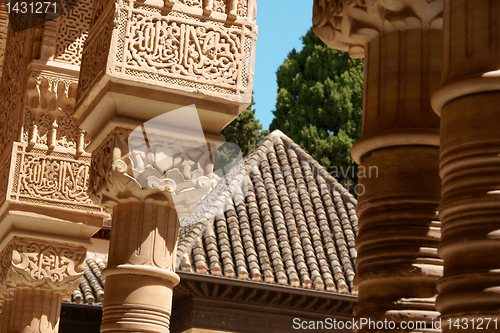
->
[0,15,32,209]
[7,143,101,213]
[312,0,444,58]
[4,69,103,214]
[23,70,89,151]
[76,0,257,110]
[89,128,212,218]
[0,2,8,80]
[52,0,93,66]
[0,237,87,298]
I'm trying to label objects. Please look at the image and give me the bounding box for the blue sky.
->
[253,1,313,130]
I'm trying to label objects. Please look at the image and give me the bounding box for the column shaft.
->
[101,202,180,333]
[353,29,443,332]
[356,147,441,329]
[432,2,500,331]
[1,289,63,333]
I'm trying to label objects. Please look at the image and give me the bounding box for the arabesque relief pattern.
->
[0,237,86,296]
[22,71,89,150]
[0,1,103,332]
[8,143,100,213]
[12,69,100,213]
[77,0,257,107]
[89,128,212,217]
[73,0,257,331]
[53,0,93,66]
[0,237,87,333]
[127,17,241,87]
[0,14,32,209]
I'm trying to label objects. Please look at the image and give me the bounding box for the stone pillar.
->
[313,1,444,331]
[0,0,107,331]
[432,1,500,331]
[0,238,89,333]
[88,127,216,332]
[75,1,257,332]
[101,204,179,332]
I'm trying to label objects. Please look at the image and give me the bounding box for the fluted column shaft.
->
[1,289,63,333]
[432,1,500,331]
[353,29,443,332]
[101,202,180,333]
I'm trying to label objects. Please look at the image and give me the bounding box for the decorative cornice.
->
[174,272,357,320]
[312,0,444,58]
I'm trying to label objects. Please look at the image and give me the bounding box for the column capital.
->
[0,237,86,299]
[89,127,212,218]
[313,0,444,58]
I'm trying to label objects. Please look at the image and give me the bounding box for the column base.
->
[101,274,176,333]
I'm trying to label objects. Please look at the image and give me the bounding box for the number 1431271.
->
[5,2,57,13]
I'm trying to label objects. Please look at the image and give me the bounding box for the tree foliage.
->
[269,28,364,188]
[214,95,269,174]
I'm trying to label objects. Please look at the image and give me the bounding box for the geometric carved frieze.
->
[0,237,86,298]
[53,0,93,66]
[77,0,257,110]
[7,142,101,214]
[312,0,444,58]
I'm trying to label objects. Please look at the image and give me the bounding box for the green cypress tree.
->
[269,28,364,189]
[214,95,268,174]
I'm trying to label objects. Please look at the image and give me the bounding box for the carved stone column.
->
[0,1,106,331]
[0,237,87,333]
[432,1,500,331]
[313,1,444,331]
[76,1,257,332]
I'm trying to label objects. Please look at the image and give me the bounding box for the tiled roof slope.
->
[70,256,106,305]
[69,130,359,305]
[176,130,358,294]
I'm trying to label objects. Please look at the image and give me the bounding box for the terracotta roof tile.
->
[73,130,359,304]
[71,257,106,305]
[177,130,358,295]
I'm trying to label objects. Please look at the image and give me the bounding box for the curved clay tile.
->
[265,145,300,287]
[215,214,235,278]
[234,190,261,281]
[192,236,208,274]
[225,200,249,280]
[251,167,287,285]
[245,173,275,283]
[287,148,324,290]
[273,139,312,289]
[75,130,360,305]
[203,223,222,276]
